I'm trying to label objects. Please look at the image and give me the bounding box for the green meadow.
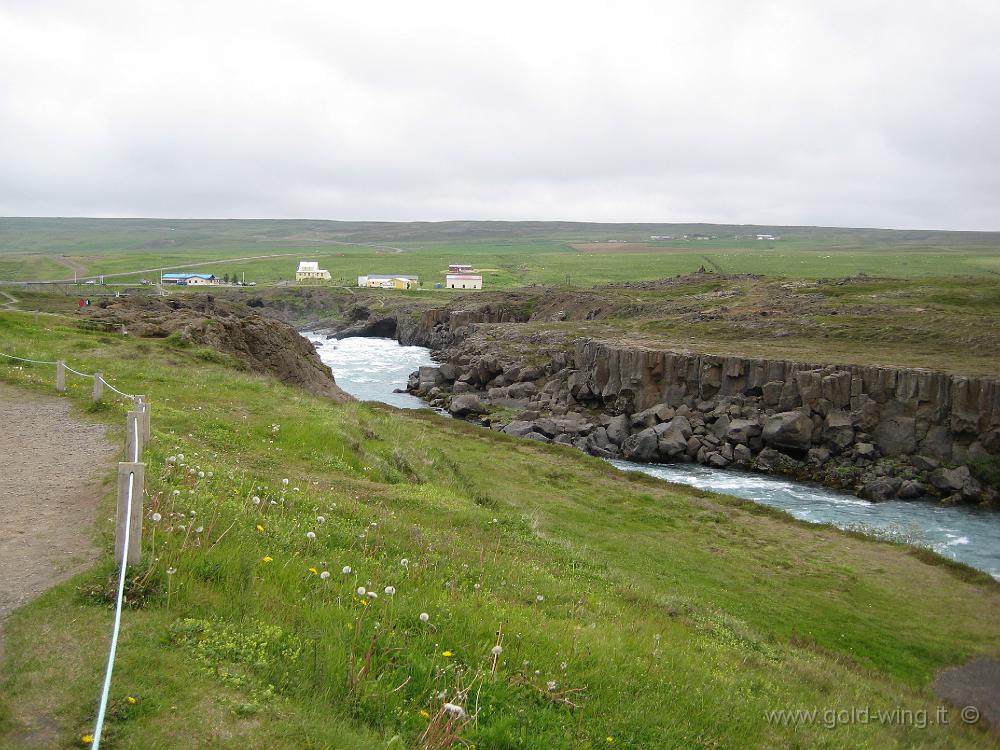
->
[1,310,998,748]
[1,218,998,287]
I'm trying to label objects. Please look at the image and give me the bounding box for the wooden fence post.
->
[135,396,151,443]
[125,411,143,463]
[55,360,66,392]
[92,372,104,403]
[116,462,145,564]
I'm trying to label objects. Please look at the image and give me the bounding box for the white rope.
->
[91,415,139,749]
[63,364,94,378]
[0,352,58,365]
[1,350,137,399]
[103,379,137,401]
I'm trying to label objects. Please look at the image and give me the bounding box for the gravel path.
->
[0,382,116,627]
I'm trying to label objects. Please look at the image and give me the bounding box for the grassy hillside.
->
[0,311,998,748]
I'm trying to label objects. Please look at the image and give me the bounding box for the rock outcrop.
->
[404,335,999,505]
[83,296,352,402]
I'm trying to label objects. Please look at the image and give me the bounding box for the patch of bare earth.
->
[0,382,116,745]
[933,657,1000,735]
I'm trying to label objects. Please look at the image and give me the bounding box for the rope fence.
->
[0,348,150,749]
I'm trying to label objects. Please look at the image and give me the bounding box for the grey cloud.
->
[0,0,997,229]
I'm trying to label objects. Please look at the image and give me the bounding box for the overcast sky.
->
[1,1,997,229]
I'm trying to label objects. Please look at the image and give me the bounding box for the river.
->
[310,334,1000,580]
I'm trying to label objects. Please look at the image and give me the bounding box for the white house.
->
[358,274,418,289]
[296,261,331,281]
[446,273,483,290]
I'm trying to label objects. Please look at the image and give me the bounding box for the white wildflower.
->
[547,680,557,692]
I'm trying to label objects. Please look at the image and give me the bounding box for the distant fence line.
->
[0,349,152,750]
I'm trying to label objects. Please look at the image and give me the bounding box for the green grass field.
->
[1,311,998,748]
[1,218,998,287]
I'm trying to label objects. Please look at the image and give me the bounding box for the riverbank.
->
[315,336,1000,580]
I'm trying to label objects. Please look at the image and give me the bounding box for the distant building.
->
[755,234,778,241]
[446,273,483,290]
[358,274,419,290]
[296,261,331,281]
[448,263,474,273]
[161,272,217,285]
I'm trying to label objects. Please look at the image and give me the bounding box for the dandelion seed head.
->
[342,566,352,574]
[356,586,366,596]
[177,454,184,461]
[491,645,503,656]
[419,612,430,623]
[474,583,481,590]
[195,526,203,534]
[151,512,162,522]
[252,496,261,504]
[536,595,544,602]
[384,586,395,595]
[400,558,409,567]
[443,702,466,718]
[166,567,177,575]
[167,455,176,463]
[317,516,326,524]
[197,471,205,478]
[320,571,330,580]
[306,531,316,540]
[560,662,567,670]
[281,478,289,486]
[367,591,378,599]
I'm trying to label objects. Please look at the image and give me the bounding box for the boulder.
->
[707,452,730,468]
[503,421,536,437]
[873,416,917,455]
[622,428,659,462]
[822,410,855,452]
[861,478,897,502]
[657,426,689,458]
[909,455,939,472]
[897,480,927,499]
[523,431,551,443]
[854,442,877,458]
[606,415,630,446]
[762,411,814,452]
[733,444,753,464]
[449,394,486,417]
[726,418,761,444]
[929,465,971,493]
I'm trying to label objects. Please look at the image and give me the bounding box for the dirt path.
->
[50,254,88,277]
[0,382,116,629]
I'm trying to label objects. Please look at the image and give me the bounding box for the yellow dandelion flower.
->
[308,567,318,575]
[361,599,369,606]
[419,709,430,719]
[126,696,137,704]
[81,736,94,745]
[606,738,614,744]
[442,650,453,657]
[256,524,265,532]
[261,556,273,563]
